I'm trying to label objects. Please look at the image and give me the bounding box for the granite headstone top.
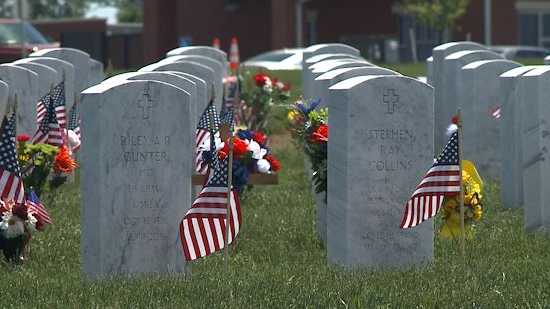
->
[166,46,228,76]
[0,81,7,118]
[13,61,60,98]
[426,56,433,85]
[305,53,362,64]
[435,49,501,153]
[327,75,434,268]
[25,57,76,112]
[0,64,39,135]
[30,48,91,94]
[313,66,399,107]
[458,59,521,180]
[139,61,218,112]
[81,79,192,279]
[499,66,539,209]
[517,67,550,233]
[88,59,105,86]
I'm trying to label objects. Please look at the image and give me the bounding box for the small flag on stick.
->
[400,124,461,229]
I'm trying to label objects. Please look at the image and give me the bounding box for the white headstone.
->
[24,57,76,112]
[327,75,434,268]
[302,44,361,102]
[0,81,7,119]
[166,46,228,76]
[435,49,501,152]
[426,56,433,85]
[306,60,373,101]
[88,59,105,86]
[305,53,362,64]
[544,55,550,65]
[13,61,60,98]
[159,55,223,105]
[0,64,39,135]
[499,66,539,209]
[30,48,91,94]
[458,59,521,180]
[81,79,192,279]
[313,66,399,107]
[517,67,550,232]
[139,61,218,112]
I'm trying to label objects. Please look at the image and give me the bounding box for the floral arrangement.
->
[17,135,78,196]
[197,129,281,193]
[0,198,47,262]
[287,99,328,199]
[238,71,291,132]
[439,160,484,239]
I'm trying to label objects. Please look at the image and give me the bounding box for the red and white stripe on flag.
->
[55,106,67,128]
[32,123,64,147]
[400,165,461,229]
[27,200,52,225]
[195,128,210,174]
[179,186,242,261]
[36,100,47,125]
[0,170,25,204]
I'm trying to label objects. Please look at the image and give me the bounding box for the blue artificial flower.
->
[237,129,253,140]
[295,98,321,116]
[232,160,250,193]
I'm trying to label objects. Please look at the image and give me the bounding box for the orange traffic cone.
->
[212,37,221,49]
[229,37,240,71]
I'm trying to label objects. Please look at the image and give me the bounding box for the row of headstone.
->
[428,42,549,234]
[302,43,433,269]
[0,47,105,136]
[80,46,228,279]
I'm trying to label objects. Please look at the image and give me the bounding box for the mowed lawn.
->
[2,63,550,308]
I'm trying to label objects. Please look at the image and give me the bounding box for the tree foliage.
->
[400,0,470,32]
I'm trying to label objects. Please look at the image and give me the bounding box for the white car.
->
[241,48,303,71]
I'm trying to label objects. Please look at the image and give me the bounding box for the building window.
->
[517,1,550,47]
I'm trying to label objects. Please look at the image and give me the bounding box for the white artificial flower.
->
[263,78,273,93]
[247,141,267,160]
[446,124,458,136]
[66,129,81,151]
[276,81,285,90]
[26,213,38,233]
[257,159,271,173]
[0,211,26,239]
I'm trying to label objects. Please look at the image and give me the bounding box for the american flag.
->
[36,93,50,126]
[195,101,219,175]
[179,156,242,261]
[67,102,81,152]
[400,131,461,229]
[31,83,65,147]
[223,76,240,124]
[50,82,67,128]
[27,188,52,226]
[0,113,25,204]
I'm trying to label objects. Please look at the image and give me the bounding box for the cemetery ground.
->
[1,63,549,308]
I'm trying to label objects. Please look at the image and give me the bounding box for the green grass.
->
[2,64,549,307]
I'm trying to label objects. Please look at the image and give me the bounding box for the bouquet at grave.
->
[0,194,51,263]
[238,71,291,132]
[439,160,484,240]
[287,98,328,198]
[16,135,78,195]
[198,129,281,193]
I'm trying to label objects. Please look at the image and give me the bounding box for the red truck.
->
[0,19,59,63]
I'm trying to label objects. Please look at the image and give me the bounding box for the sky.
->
[85,3,118,24]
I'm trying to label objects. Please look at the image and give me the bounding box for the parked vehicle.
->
[490,45,550,60]
[0,19,59,63]
[241,48,303,71]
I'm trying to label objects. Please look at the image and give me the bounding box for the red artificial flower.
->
[282,82,291,92]
[53,145,78,174]
[265,154,281,172]
[17,134,30,142]
[252,131,267,145]
[254,73,269,87]
[219,137,249,160]
[310,124,329,143]
[452,114,460,125]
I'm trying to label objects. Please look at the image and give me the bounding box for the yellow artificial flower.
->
[287,110,299,122]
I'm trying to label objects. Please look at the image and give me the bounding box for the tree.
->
[114,0,142,23]
[400,0,470,42]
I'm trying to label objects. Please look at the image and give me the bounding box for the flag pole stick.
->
[457,109,466,257]
[224,133,234,271]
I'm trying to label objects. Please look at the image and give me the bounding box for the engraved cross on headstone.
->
[382,89,400,114]
[137,84,156,120]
